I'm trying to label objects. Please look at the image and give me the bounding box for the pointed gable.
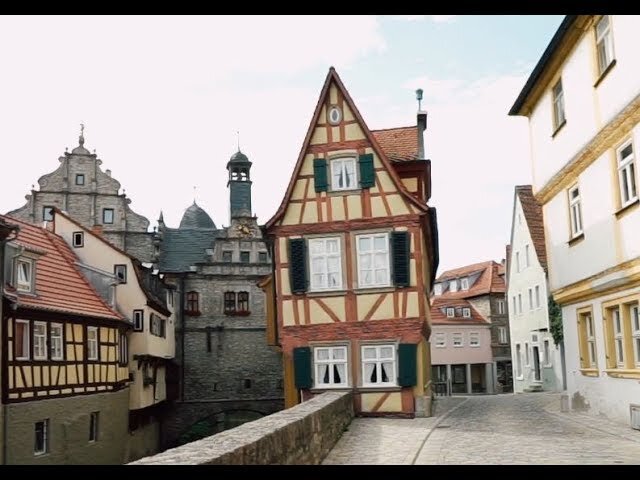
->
[265,67,428,229]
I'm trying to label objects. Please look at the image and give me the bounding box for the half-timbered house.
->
[263,67,439,417]
[1,214,131,464]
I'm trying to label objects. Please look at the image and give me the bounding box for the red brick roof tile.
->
[515,185,547,273]
[371,126,419,162]
[1,215,123,321]
[430,298,489,325]
[435,260,506,299]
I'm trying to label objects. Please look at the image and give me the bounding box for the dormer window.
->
[449,280,458,293]
[330,157,357,191]
[463,308,471,318]
[446,307,455,318]
[433,283,442,296]
[16,258,33,292]
[460,278,469,290]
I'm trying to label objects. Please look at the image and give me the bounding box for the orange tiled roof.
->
[515,185,547,273]
[372,126,419,162]
[435,260,506,299]
[1,215,122,321]
[430,298,489,325]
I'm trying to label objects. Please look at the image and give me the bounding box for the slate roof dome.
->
[229,150,250,163]
[179,202,216,230]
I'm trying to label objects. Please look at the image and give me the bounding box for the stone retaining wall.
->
[129,391,353,465]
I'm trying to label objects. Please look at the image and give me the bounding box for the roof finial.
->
[193,185,197,205]
[415,89,423,111]
[237,130,241,152]
[79,122,85,146]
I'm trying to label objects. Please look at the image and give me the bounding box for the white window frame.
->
[72,231,84,248]
[15,319,30,360]
[33,321,47,361]
[617,140,637,208]
[460,278,469,290]
[469,332,480,347]
[16,258,33,292]
[525,342,530,366]
[361,344,397,387]
[330,157,357,191]
[434,333,446,348]
[498,299,505,315]
[87,326,99,361]
[309,237,343,291]
[434,283,442,296]
[528,288,534,311]
[535,285,541,309]
[34,419,48,456]
[568,185,583,238]
[356,233,390,289]
[525,244,530,268]
[631,305,640,368]
[50,323,64,361]
[313,346,349,388]
[498,326,508,345]
[552,78,566,129]
[452,333,463,348]
[462,307,471,318]
[543,339,552,367]
[585,313,597,368]
[133,310,144,332]
[446,307,455,318]
[612,307,625,368]
[449,280,458,292]
[103,208,114,224]
[595,15,614,76]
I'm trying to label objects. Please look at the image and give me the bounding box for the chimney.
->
[415,89,427,159]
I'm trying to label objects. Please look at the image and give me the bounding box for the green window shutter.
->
[288,238,307,294]
[293,347,312,389]
[359,153,375,188]
[391,231,410,287]
[313,158,328,192]
[397,343,417,387]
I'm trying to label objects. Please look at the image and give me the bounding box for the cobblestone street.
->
[323,393,640,465]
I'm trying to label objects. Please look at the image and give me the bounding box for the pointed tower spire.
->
[158,210,164,225]
[79,123,85,146]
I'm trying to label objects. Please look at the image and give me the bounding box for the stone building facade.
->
[7,129,153,262]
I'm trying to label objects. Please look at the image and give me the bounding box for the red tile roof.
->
[371,126,419,162]
[430,298,489,325]
[435,260,506,299]
[1,215,122,321]
[515,185,547,273]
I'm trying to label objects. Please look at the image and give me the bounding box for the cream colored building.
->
[52,209,176,459]
[510,15,640,426]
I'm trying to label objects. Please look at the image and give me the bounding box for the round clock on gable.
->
[327,105,342,125]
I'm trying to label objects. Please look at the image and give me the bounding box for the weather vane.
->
[237,130,241,152]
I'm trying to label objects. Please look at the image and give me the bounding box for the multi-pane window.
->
[535,285,541,309]
[103,208,114,224]
[87,326,99,361]
[186,291,199,314]
[552,78,565,129]
[516,344,523,377]
[434,333,446,348]
[578,311,597,369]
[15,319,30,360]
[16,258,33,292]
[222,251,233,262]
[224,292,236,314]
[460,278,469,290]
[258,252,268,263]
[498,299,505,314]
[498,326,508,345]
[330,157,357,191]
[50,323,63,360]
[469,332,480,347]
[617,141,637,207]
[568,185,583,238]
[452,333,463,347]
[314,346,348,388]
[596,15,614,75]
[356,233,390,288]
[446,307,455,318]
[632,305,640,368]
[133,310,144,332]
[43,206,54,222]
[449,280,458,292]
[34,420,48,455]
[150,314,166,338]
[361,344,396,387]
[462,308,471,318]
[33,322,47,360]
[114,265,127,283]
[89,412,99,442]
[612,308,625,367]
[309,237,342,291]
[434,283,443,296]
[237,291,250,312]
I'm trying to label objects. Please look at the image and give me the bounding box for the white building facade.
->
[510,15,640,426]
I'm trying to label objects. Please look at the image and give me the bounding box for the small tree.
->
[548,295,563,346]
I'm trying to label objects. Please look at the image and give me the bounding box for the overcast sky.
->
[0,15,563,273]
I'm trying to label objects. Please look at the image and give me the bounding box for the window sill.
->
[614,198,640,219]
[604,368,640,379]
[358,385,400,392]
[579,368,599,377]
[567,233,585,247]
[593,59,616,88]
[327,188,363,197]
[307,289,347,298]
[225,311,251,317]
[310,386,351,392]
[551,119,567,138]
[353,286,396,295]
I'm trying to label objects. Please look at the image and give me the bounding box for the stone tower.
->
[226,150,252,221]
